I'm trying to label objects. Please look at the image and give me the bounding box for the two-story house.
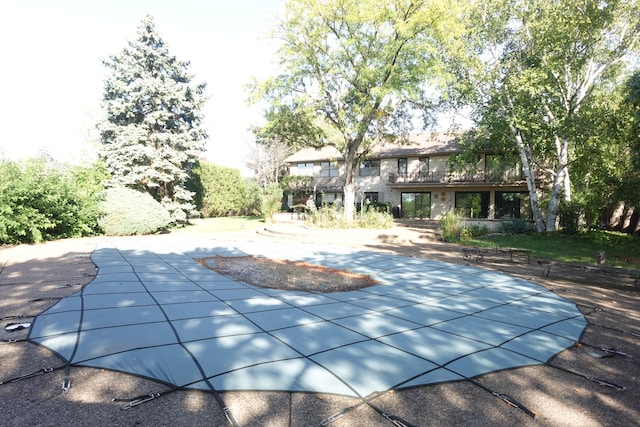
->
[284,132,532,222]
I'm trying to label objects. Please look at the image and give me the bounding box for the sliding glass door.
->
[401,192,431,219]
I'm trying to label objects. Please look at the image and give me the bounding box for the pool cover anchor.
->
[320,367,538,426]
[368,401,418,427]
[469,378,537,419]
[319,391,417,427]
[113,387,239,426]
[320,378,537,426]
[115,392,162,410]
[547,364,626,391]
[573,341,633,359]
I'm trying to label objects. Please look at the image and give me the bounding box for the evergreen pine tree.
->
[98,15,207,222]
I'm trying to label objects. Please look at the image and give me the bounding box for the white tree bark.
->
[513,130,546,232]
[545,134,570,231]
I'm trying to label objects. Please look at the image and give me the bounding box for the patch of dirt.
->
[196,255,378,293]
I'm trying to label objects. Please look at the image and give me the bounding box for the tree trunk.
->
[343,180,356,224]
[546,135,571,232]
[512,130,545,232]
[622,205,636,233]
[563,163,571,201]
[342,150,357,224]
[630,208,640,235]
[609,201,626,230]
[546,168,564,232]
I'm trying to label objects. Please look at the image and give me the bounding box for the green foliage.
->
[499,218,531,235]
[356,202,391,214]
[252,0,464,222]
[568,85,639,227]
[251,105,326,151]
[282,175,313,206]
[307,204,394,229]
[190,161,247,217]
[448,0,640,232]
[440,213,491,241]
[440,213,463,242]
[0,158,107,244]
[98,15,207,223]
[98,187,170,235]
[471,229,640,269]
[558,200,584,235]
[627,71,640,147]
[460,225,490,240]
[244,179,263,216]
[281,175,313,191]
[261,183,284,222]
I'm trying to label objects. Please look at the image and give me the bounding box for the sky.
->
[0,0,285,174]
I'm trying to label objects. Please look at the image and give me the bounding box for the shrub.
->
[356,209,395,229]
[356,201,391,213]
[559,200,583,235]
[98,187,171,235]
[462,225,489,239]
[189,161,247,217]
[440,213,463,242]
[244,179,263,216]
[499,218,530,235]
[307,203,394,229]
[0,158,107,244]
[261,183,284,222]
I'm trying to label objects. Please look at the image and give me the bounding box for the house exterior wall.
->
[284,136,530,222]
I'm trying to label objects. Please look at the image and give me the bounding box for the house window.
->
[455,192,490,218]
[419,157,429,175]
[398,158,408,176]
[401,192,431,219]
[359,159,380,176]
[320,161,339,177]
[485,154,521,181]
[496,192,530,219]
[364,192,379,203]
[297,162,314,176]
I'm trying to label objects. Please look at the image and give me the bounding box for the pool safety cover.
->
[29,238,586,398]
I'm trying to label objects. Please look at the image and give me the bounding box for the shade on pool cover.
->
[28,237,586,398]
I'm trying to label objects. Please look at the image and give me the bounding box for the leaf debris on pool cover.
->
[196,255,378,293]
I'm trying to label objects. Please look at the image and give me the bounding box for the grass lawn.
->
[468,230,640,270]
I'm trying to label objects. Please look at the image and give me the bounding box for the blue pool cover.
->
[29,237,586,398]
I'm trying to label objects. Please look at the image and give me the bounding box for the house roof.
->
[284,145,344,163]
[284,132,460,163]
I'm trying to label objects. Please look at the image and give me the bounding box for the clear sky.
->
[0,0,285,174]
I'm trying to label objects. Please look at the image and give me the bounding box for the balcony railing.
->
[389,169,524,184]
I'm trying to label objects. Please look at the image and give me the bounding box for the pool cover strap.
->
[113,392,164,410]
[470,379,537,419]
[0,366,62,386]
[367,401,418,427]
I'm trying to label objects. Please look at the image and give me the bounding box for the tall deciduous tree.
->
[448,0,640,231]
[98,15,207,222]
[245,139,292,188]
[627,70,640,156]
[251,0,463,223]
